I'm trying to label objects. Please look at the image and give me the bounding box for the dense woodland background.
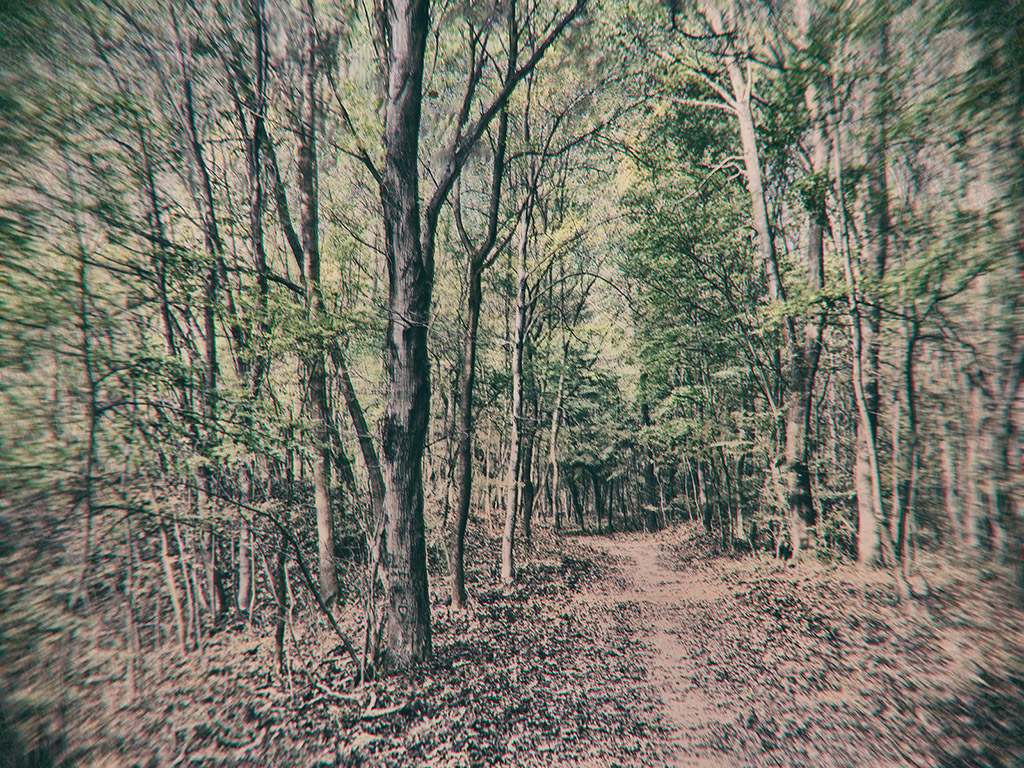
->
[0,0,1021,764]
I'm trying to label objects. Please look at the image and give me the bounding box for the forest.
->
[0,0,1021,765]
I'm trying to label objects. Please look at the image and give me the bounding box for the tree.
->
[378,0,587,660]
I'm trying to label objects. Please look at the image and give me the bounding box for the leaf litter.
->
[28,522,1024,767]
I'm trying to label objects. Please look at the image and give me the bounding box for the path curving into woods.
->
[570,526,1024,768]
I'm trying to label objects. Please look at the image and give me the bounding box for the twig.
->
[360,700,409,719]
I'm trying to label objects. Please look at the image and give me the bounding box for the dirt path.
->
[571,527,1024,768]
[577,533,733,767]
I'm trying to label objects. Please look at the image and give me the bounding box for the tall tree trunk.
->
[174,14,226,616]
[703,2,805,555]
[829,66,890,568]
[159,523,188,653]
[68,189,97,610]
[524,399,540,544]
[380,0,433,665]
[521,423,536,545]
[297,3,337,606]
[502,193,532,583]
[484,421,495,535]
[641,393,659,533]
[449,268,483,608]
[735,455,746,540]
[784,40,827,558]
[964,380,985,550]
[854,15,891,567]
[697,460,710,531]
[449,100,511,610]
[548,366,565,529]
[897,318,921,568]
[238,0,269,615]
[273,534,288,673]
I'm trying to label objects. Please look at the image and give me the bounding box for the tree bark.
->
[238,0,269,616]
[297,2,337,606]
[641,393,659,533]
[828,65,891,568]
[521,422,536,545]
[703,2,808,556]
[548,364,565,524]
[502,192,532,584]
[449,99,511,609]
[380,0,433,665]
[784,12,828,559]
[855,16,891,567]
[160,523,188,654]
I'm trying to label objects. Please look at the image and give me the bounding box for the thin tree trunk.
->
[521,423,536,546]
[125,514,141,699]
[329,343,386,576]
[855,16,892,567]
[826,62,892,568]
[940,434,961,545]
[174,517,201,653]
[69,193,97,610]
[964,380,984,550]
[897,318,921,567]
[697,460,710,531]
[736,455,746,540]
[484,421,495,536]
[238,0,269,616]
[641,396,659,533]
[449,110,510,609]
[237,484,253,613]
[174,15,226,617]
[890,393,903,546]
[549,369,565,529]
[296,2,337,606]
[592,471,605,533]
[502,192,532,583]
[160,523,188,654]
[273,534,288,673]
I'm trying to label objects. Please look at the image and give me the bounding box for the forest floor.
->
[27,522,1024,767]
[576,526,1024,767]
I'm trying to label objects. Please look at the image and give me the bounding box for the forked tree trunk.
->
[450,102,511,610]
